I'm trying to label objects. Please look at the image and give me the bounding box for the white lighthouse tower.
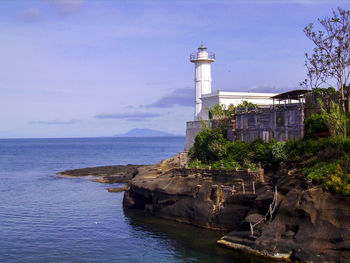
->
[190,44,215,120]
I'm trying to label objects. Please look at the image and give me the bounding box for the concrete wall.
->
[185,120,211,151]
[200,91,277,121]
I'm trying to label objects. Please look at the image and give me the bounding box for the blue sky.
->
[0,0,349,138]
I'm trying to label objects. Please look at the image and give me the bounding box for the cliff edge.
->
[123,155,350,262]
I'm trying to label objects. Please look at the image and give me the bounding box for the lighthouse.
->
[190,44,215,120]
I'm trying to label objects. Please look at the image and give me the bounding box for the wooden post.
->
[242,182,245,194]
[253,181,255,194]
[275,186,278,207]
[269,204,273,220]
[231,185,235,195]
[250,223,254,236]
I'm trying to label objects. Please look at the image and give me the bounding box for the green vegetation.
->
[207,103,235,119]
[319,100,348,139]
[292,136,350,196]
[189,126,229,163]
[189,127,280,171]
[206,101,258,120]
[188,6,350,196]
[304,113,329,139]
[312,87,337,96]
[236,100,258,110]
[189,124,350,195]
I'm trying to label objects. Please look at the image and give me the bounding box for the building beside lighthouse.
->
[189,44,278,122]
[185,44,278,150]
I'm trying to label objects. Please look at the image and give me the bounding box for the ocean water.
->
[0,137,254,263]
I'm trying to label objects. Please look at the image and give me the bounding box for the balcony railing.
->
[190,52,215,61]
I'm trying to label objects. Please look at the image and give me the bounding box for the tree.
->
[302,7,350,112]
[206,103,235,119]
[206,103,236,130]
[207,104,227,119]
[236,100,258,110]
[319,100,347,138]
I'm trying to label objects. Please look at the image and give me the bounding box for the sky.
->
[1,0,349,138]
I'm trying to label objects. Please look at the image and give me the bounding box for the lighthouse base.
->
[185,120,210,151]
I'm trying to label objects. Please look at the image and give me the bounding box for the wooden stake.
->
[250,223,254,236]
[269,204,273,220]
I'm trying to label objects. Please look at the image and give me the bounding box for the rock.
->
[245,214,264,225]
[123,155,265,230]
[283,230,295,239]
[217,175,350,263]
[107,185,129,192]
[57,165,143,183]
[252,188,350,262]
[123,155,350,262]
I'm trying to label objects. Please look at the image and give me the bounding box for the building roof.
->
[201,91,278,100]
[271,89,310,101]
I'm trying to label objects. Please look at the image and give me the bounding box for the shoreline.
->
[58,155,350,263]
[57,164,144,184]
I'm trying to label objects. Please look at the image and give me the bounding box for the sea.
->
[0,137,256,263]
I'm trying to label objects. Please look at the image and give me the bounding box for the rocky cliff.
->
[123,156,350,262]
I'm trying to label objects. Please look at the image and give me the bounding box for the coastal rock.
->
[123,155,350,262]
[123,155,266,230]
[252,188,350,262]
[57,164,142,184]
[107,185,129,192]
[218,172,350,262]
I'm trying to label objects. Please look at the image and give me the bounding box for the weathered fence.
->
[172,167,264,183]
[249,186,278,236]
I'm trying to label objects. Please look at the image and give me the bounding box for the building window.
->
[276,112,285,127]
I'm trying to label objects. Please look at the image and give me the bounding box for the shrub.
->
[323,164,350,196]
[236,100,258,110]
[188,159,209,169]
[319,100,347,139]
[297,137,350,196]
[248,138,273,167]
[305,162,337,183]
[226,140,249,163]
[284,138,317,161]
[208,140,227,160]
[305,162,350,196]
[189,127,229,162]
[304,113,329,139]
[207,103,236,119]
[272,141,287,162]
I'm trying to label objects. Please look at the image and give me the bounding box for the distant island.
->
[114,128,177,137]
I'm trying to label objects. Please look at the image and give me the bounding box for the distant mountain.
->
[114,128,176,137]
